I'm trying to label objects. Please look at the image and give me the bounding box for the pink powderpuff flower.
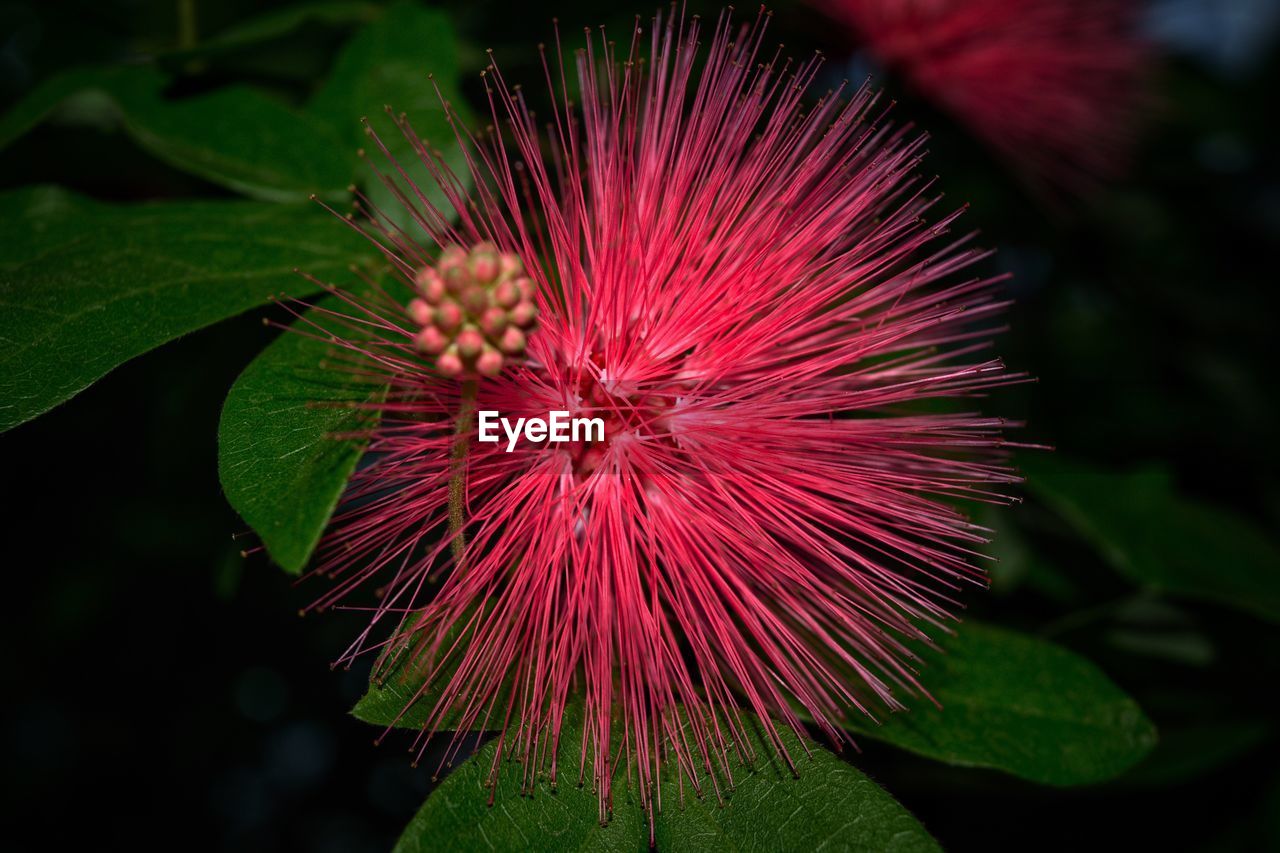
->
[292,5,1025,834]
[813,0,1151,197]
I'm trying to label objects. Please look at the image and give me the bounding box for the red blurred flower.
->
[816,0,1151,196]
[299,7,1023,830]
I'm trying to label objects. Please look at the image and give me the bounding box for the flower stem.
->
[448,379,479,567]
[177,0,198,49]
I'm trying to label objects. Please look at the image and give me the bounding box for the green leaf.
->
[353,667,437,729]
[0,65,351,201]
[353,608,513,731]
[218,295,386,573]
[1023,455,1280,623]
[308,0,472,230]
[841,622,1157,785]
[394,704,939,852]
[164,2,381,61]
[0,185,375,432]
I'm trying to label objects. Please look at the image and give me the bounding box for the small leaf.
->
[352,605,522,731]
[0,186,374,432]
[1103,598,1217,666]
[841,621,1157,785]
[0,65,351,201]
[308,0,472,229]
[219,296,386,573]
[1023,455,1280,623]
[353,672,434,729]
[394,704,939,852]
[352,617,474,729]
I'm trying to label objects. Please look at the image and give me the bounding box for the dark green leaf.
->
[218,296,386,573]
[308,0,472,229]
[1023,455,1280,623]
[164,2,381,61]
[0,65,351,201]
[840,621,1157,785]
[394,704,939,852]
[0,185,374,432]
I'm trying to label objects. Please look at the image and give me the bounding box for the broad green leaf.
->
[841,622,1157,785]
[308,0,472,230]
[1023,455,1280,623]
[218,295,387,573]
[355,619,1155,786]
[0,185,374,432]
[394,704,939,852]
[0,65,351,201]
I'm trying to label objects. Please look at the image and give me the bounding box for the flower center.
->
[563,356,677,476]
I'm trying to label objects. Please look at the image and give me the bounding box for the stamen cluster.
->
[300,7,1026,837]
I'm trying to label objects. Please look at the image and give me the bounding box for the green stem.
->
[448,379,479,568]
[177,0,198,50]
[1038,592,1148,639]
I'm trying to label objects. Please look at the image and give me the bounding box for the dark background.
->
[2,0,1278,850]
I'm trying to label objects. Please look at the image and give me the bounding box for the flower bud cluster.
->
[408,243,538,378]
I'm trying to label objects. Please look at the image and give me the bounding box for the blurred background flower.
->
[809,0,1152,197]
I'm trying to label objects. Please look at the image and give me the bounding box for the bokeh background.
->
[2,0,1279,850]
